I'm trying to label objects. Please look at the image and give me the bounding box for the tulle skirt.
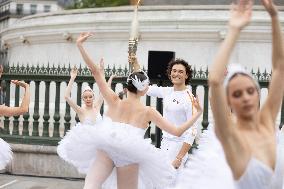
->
[0,138,12,170]
[174,125,235,189]
[57,117,176,189]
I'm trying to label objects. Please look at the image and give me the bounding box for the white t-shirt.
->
[147,85,197,144]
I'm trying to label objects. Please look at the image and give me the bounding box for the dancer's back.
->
[106,98,151,129]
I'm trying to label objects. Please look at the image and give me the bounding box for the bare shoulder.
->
[77,107,86,117]
[146,106,161,120]
[143,106,155,122]
[146,106,156,114]
[112,94,120,102]
[76,105,84,114]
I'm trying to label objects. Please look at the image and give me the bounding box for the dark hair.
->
[118,91,124,99]
[166,58,192,85]
[127,71,148,94]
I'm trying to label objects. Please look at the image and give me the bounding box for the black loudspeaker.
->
[147,51,175,80]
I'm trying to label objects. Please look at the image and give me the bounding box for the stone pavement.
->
[0,174,84,189]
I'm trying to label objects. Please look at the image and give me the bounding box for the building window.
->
[16,4,23,15]
[44,5,51,12]
[30,4,37,14]
[5,4,9,11]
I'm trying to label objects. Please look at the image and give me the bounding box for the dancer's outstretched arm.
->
[208,0,252,140]
[94,58,107,110]
[260,0,284,127]
[0,80,30,116]
[76,33,119,107]
[64,67,83,115]
[107,74,116,87]
[148,96,202,137]
[94,71,117,111]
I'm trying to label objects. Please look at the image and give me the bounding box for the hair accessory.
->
[224,64,260,93]
[82,86,94,96]
[127,70,149,91]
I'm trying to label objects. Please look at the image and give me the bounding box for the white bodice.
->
[235,131,284,189]
[82,114,102,125]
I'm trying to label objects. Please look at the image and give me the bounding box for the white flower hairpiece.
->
[82,86,94,97]
[127,70,149,91]
[224,64,260,93]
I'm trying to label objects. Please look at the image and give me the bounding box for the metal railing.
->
[0,63,283,147]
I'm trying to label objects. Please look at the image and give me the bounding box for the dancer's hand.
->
[128,55,137,66]
[262,0,278,17]
[76,32,94,45]
[229,0,253,30]
[128,54,136,63]
[172,158,182,169]
[192,95,202,113]
[128,54,140,71]
[70,67,78,79]
[11,80,29,89]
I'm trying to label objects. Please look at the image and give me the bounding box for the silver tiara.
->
[127,70,149,91]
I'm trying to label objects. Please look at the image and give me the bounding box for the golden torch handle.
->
[128,0,141,72]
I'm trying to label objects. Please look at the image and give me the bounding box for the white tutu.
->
[0,138,12,170]
[174,125,235,189]
[57,117,176,189]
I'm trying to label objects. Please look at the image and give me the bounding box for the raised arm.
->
[64,67,83,115]
[107,74,116,87]
[0,80,30,116]
[94,58,107,109]
[260,0,284,125]
[208,0,252,139]
[148,97,202,137]
[94,60,118,108]
[76,33,119,107]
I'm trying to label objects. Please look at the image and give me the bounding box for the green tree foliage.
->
[69,0,129,9]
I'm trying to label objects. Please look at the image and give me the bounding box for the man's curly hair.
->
[166,59,193,85]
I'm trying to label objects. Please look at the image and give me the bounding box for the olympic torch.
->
[128,0,141,72]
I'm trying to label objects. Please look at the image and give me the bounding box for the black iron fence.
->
[0,63,283,147]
